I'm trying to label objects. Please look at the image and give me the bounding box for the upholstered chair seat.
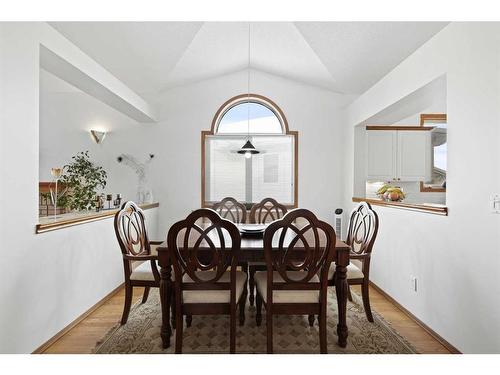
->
[327,260,364,280]
[130,261,175,282]
[254,271,320,303]
[130,261,157,281]
[182,271,247,304]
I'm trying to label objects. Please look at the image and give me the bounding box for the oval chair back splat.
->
[329,201,379,322]
[249,197,287,224]
[167,208,247,354]
[256,208,337,353]
[212,197,247,224]
[114,201,161,325]
[247,197,288,306]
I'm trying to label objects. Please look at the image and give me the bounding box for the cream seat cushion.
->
[130,261,158,281]
[254,271,320,303]
[150,243,160,256]
[327,260,364,280]
[130,260,174,282]
[182,270,247,304]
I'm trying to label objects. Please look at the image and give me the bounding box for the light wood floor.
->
[42,285,450,354]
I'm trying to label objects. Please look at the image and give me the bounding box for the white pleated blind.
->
[251,136,294,204]
[205,135,294,204]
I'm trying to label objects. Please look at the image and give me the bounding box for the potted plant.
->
[60,151,107,211]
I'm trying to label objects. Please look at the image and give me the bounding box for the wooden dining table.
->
[156,228,351,349]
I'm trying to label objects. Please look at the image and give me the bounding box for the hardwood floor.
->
[350,285,450,354]
[42,285,450,354]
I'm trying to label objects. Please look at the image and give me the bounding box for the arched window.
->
[202,94,298,207]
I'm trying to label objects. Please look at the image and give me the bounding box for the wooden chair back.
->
[263,209,336,299]
[249,197,287,224]
[346,202,379,256]
[167,208,241,297]
[212,197,247,224]
[114,201,152,258]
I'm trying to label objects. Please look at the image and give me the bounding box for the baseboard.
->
[32,283,125,354]
[369,281,461,354]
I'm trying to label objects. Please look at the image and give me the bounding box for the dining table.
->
[156,225,351,349]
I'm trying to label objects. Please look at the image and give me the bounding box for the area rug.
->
[94,289,417,354]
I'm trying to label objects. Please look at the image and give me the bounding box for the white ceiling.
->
[50,22,447,97]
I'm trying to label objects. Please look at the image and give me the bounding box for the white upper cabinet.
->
[366,128,431,182]
[397,131,431,181]
[366,130,397,180]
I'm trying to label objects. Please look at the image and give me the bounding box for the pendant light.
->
[237,22,259,159]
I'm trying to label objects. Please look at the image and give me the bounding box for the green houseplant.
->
[60,151,107,211]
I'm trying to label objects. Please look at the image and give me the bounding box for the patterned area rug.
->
[94,289,416,354]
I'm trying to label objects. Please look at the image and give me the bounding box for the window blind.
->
[205,135,294,204]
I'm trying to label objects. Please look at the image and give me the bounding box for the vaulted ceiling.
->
[50,22,447,97]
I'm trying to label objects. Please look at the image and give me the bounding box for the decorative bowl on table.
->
[238,224,268,237]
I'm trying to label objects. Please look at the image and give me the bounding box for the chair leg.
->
[230,302,237,354]
[347,285,353,302]
[308,314,315,327]
[361,280,374,322]
[319,308,327,354]
[186,315,192,327]
[255,292,263,326]
[171,288,176,329]
[266,311,273,354]
[249,267,256,306]
[239,283,247,326]
[120,284,133,325]
[175,301,183,354]
[142,286,150,303]
[241,262,248,274]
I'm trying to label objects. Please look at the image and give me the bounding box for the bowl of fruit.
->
[376,184,406,202]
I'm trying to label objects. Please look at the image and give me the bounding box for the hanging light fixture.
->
[237,22,259,159]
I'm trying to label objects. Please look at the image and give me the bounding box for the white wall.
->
[344,23,500,353]
[143,69,349,234]
[39,69,145,202]
[0,22,159,353]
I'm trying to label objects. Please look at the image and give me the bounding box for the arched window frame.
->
[201,93,298,208]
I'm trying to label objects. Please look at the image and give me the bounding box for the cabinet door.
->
[366,130,397,181]
[397,131,431,181]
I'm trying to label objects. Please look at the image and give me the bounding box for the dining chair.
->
[328,202,379,322]
[247,197,288,306]
[212,197,247,224]
[114,201,167,325]
[167,208,247,354]
[254,209,336,354]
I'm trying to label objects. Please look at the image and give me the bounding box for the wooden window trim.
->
[419,113,447,193]
[201,93,298,208]
[420,113,447,126]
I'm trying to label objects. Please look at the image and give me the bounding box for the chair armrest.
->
[349,252,369,260]
[123,254,158,261]
[149,240,164,245]
[149,241,164,256]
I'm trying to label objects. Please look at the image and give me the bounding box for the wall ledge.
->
[36,202,159,234]
[352,197,447,216]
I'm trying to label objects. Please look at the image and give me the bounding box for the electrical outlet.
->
[491,195,500,214]
[411,276,418,293]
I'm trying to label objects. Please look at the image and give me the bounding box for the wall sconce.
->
[90,130,106,144]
